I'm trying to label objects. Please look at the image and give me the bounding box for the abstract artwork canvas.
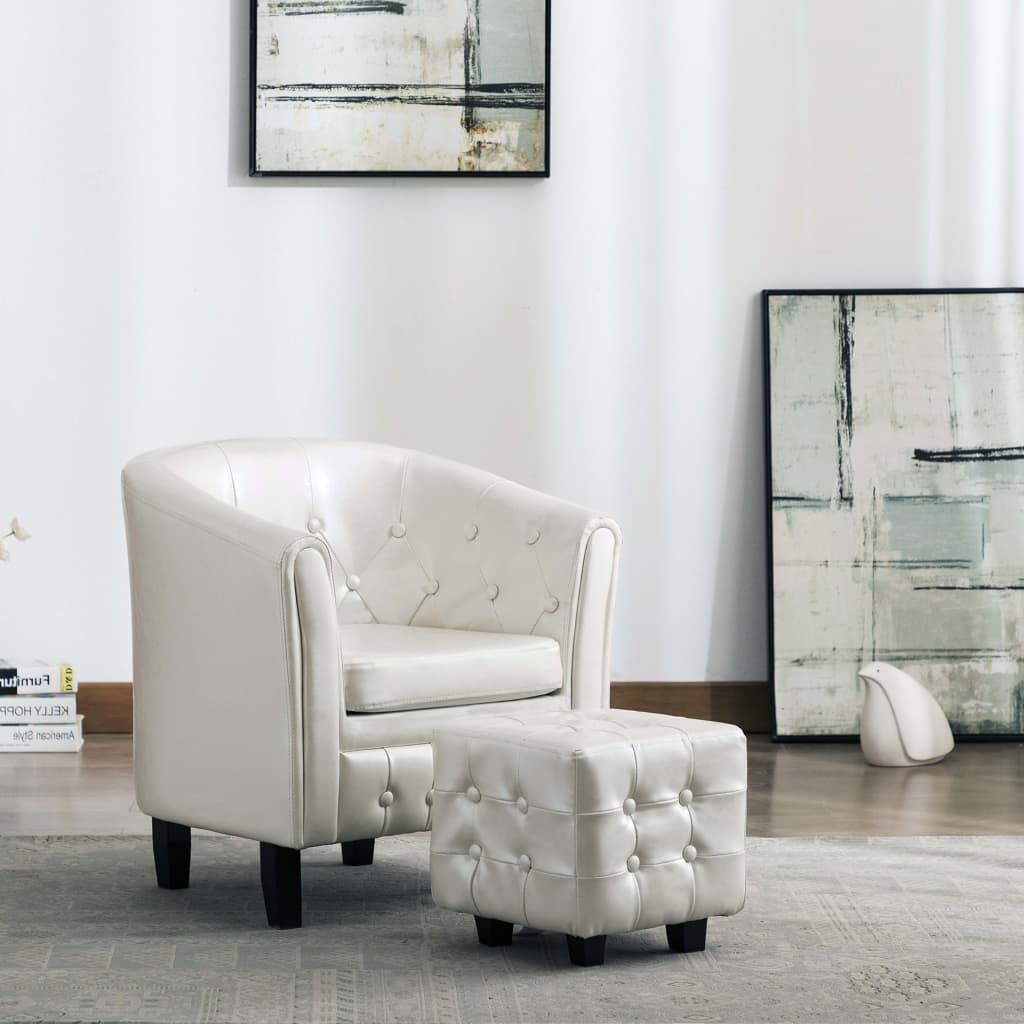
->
[250,0,549,176]
[764,289,1024,738]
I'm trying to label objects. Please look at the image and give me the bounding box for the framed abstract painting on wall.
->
[764,288,1024,739]
[250,0,550,176]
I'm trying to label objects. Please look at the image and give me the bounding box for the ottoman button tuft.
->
[465,523,479,541]
[683,845,697,863]
[519,854,532,870]
[425,789,434,807]
[486,584,499,601]
[469,844,482,860]
[679,789,694,806]
[627,855,640,873]
[345,574,361,591]
[467,786,482,803]
[390,523,406,538]
[516,796,528,814]
[307,517,323,533]
[623,798,637,816]
[379,790,394,807]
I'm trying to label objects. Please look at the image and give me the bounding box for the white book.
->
[0,715,84,752]
[0,694,77,726]
[0,659,76,695]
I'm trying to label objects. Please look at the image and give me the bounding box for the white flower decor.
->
[1,517,30,562]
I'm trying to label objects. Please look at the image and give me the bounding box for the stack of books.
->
[0,659,83,752]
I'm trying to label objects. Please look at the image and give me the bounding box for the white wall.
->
[2,0,1023,683]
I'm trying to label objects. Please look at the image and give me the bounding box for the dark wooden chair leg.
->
[341,838,375,866]
[666,918,708,953]
[475,916,514,947]
[260,842,302,929]
[566,934,606,967]
[152,818,191,889]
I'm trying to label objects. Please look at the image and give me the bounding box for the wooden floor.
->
[1,735,1022,836]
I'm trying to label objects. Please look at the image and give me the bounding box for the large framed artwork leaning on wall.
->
[250,0,550,177]
[764,288,1024,740]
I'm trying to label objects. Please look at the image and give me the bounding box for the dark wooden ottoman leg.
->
[341,838,375,866]
[152,818,191,890]
[566,934,607,967]
[475,916,514,947]
[666,918,707,953]
[260,842,302,929]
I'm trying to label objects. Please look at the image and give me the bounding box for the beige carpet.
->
[0,834,1021,1023]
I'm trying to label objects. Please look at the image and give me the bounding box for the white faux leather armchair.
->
[122,440,621,928]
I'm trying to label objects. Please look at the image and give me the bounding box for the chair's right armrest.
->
[121,457,342,849]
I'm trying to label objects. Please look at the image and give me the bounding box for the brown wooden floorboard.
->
[1,735,1022,836]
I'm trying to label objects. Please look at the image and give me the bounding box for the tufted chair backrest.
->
[155,439,586,659]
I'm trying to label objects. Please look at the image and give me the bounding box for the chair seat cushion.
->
[341,624,563,714]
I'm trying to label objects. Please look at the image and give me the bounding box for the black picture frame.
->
[249,0,552,178]
[762,287,1024,742]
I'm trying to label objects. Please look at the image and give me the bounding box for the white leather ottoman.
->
[429,709,746,967]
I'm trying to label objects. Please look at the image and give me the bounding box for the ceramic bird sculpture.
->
[857,662,955,767]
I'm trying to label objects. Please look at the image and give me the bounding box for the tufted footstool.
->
[429,709,746,967]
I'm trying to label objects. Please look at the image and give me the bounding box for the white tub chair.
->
[122,440,621,928]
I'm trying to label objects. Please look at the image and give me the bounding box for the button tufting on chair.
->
[345,574,361,591]
[679,789,694,806]
[468,843,482,860]
[466,785,482,803]
[519,854,532,870]
[465,523,479,541]
[379,790,394,807]
[683,845,697,863]
[526,527,541,545]
[545,597,559,613]
[390,523,406,538]
[486,584,499,601]
[425,789,434,806]
[516,796,528,814]
[424,579,440,595]
[626,855,640,873]
[307,517,323,533]
[623,798,636,816]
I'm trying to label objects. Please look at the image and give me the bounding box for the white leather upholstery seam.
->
[425,735,691,759]
[628,739,642,932]
[292,438,315,516]
[279,552,300,847]
[350,687,559,713]
[345,641,559,667]
[573,742,580,936]
[572,789,747,815]
[212,442,239,507]
[430,850,740,881]
[123,486,295,564]
[397,453,410,521]
[467,854,482,917]
[406,588,429,626]
[383,746,393,834]
[430,789,575,814]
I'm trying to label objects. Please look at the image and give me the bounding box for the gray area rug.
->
[0,834,1022,1023]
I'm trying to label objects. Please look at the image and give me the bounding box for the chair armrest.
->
[122,457,342,848]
